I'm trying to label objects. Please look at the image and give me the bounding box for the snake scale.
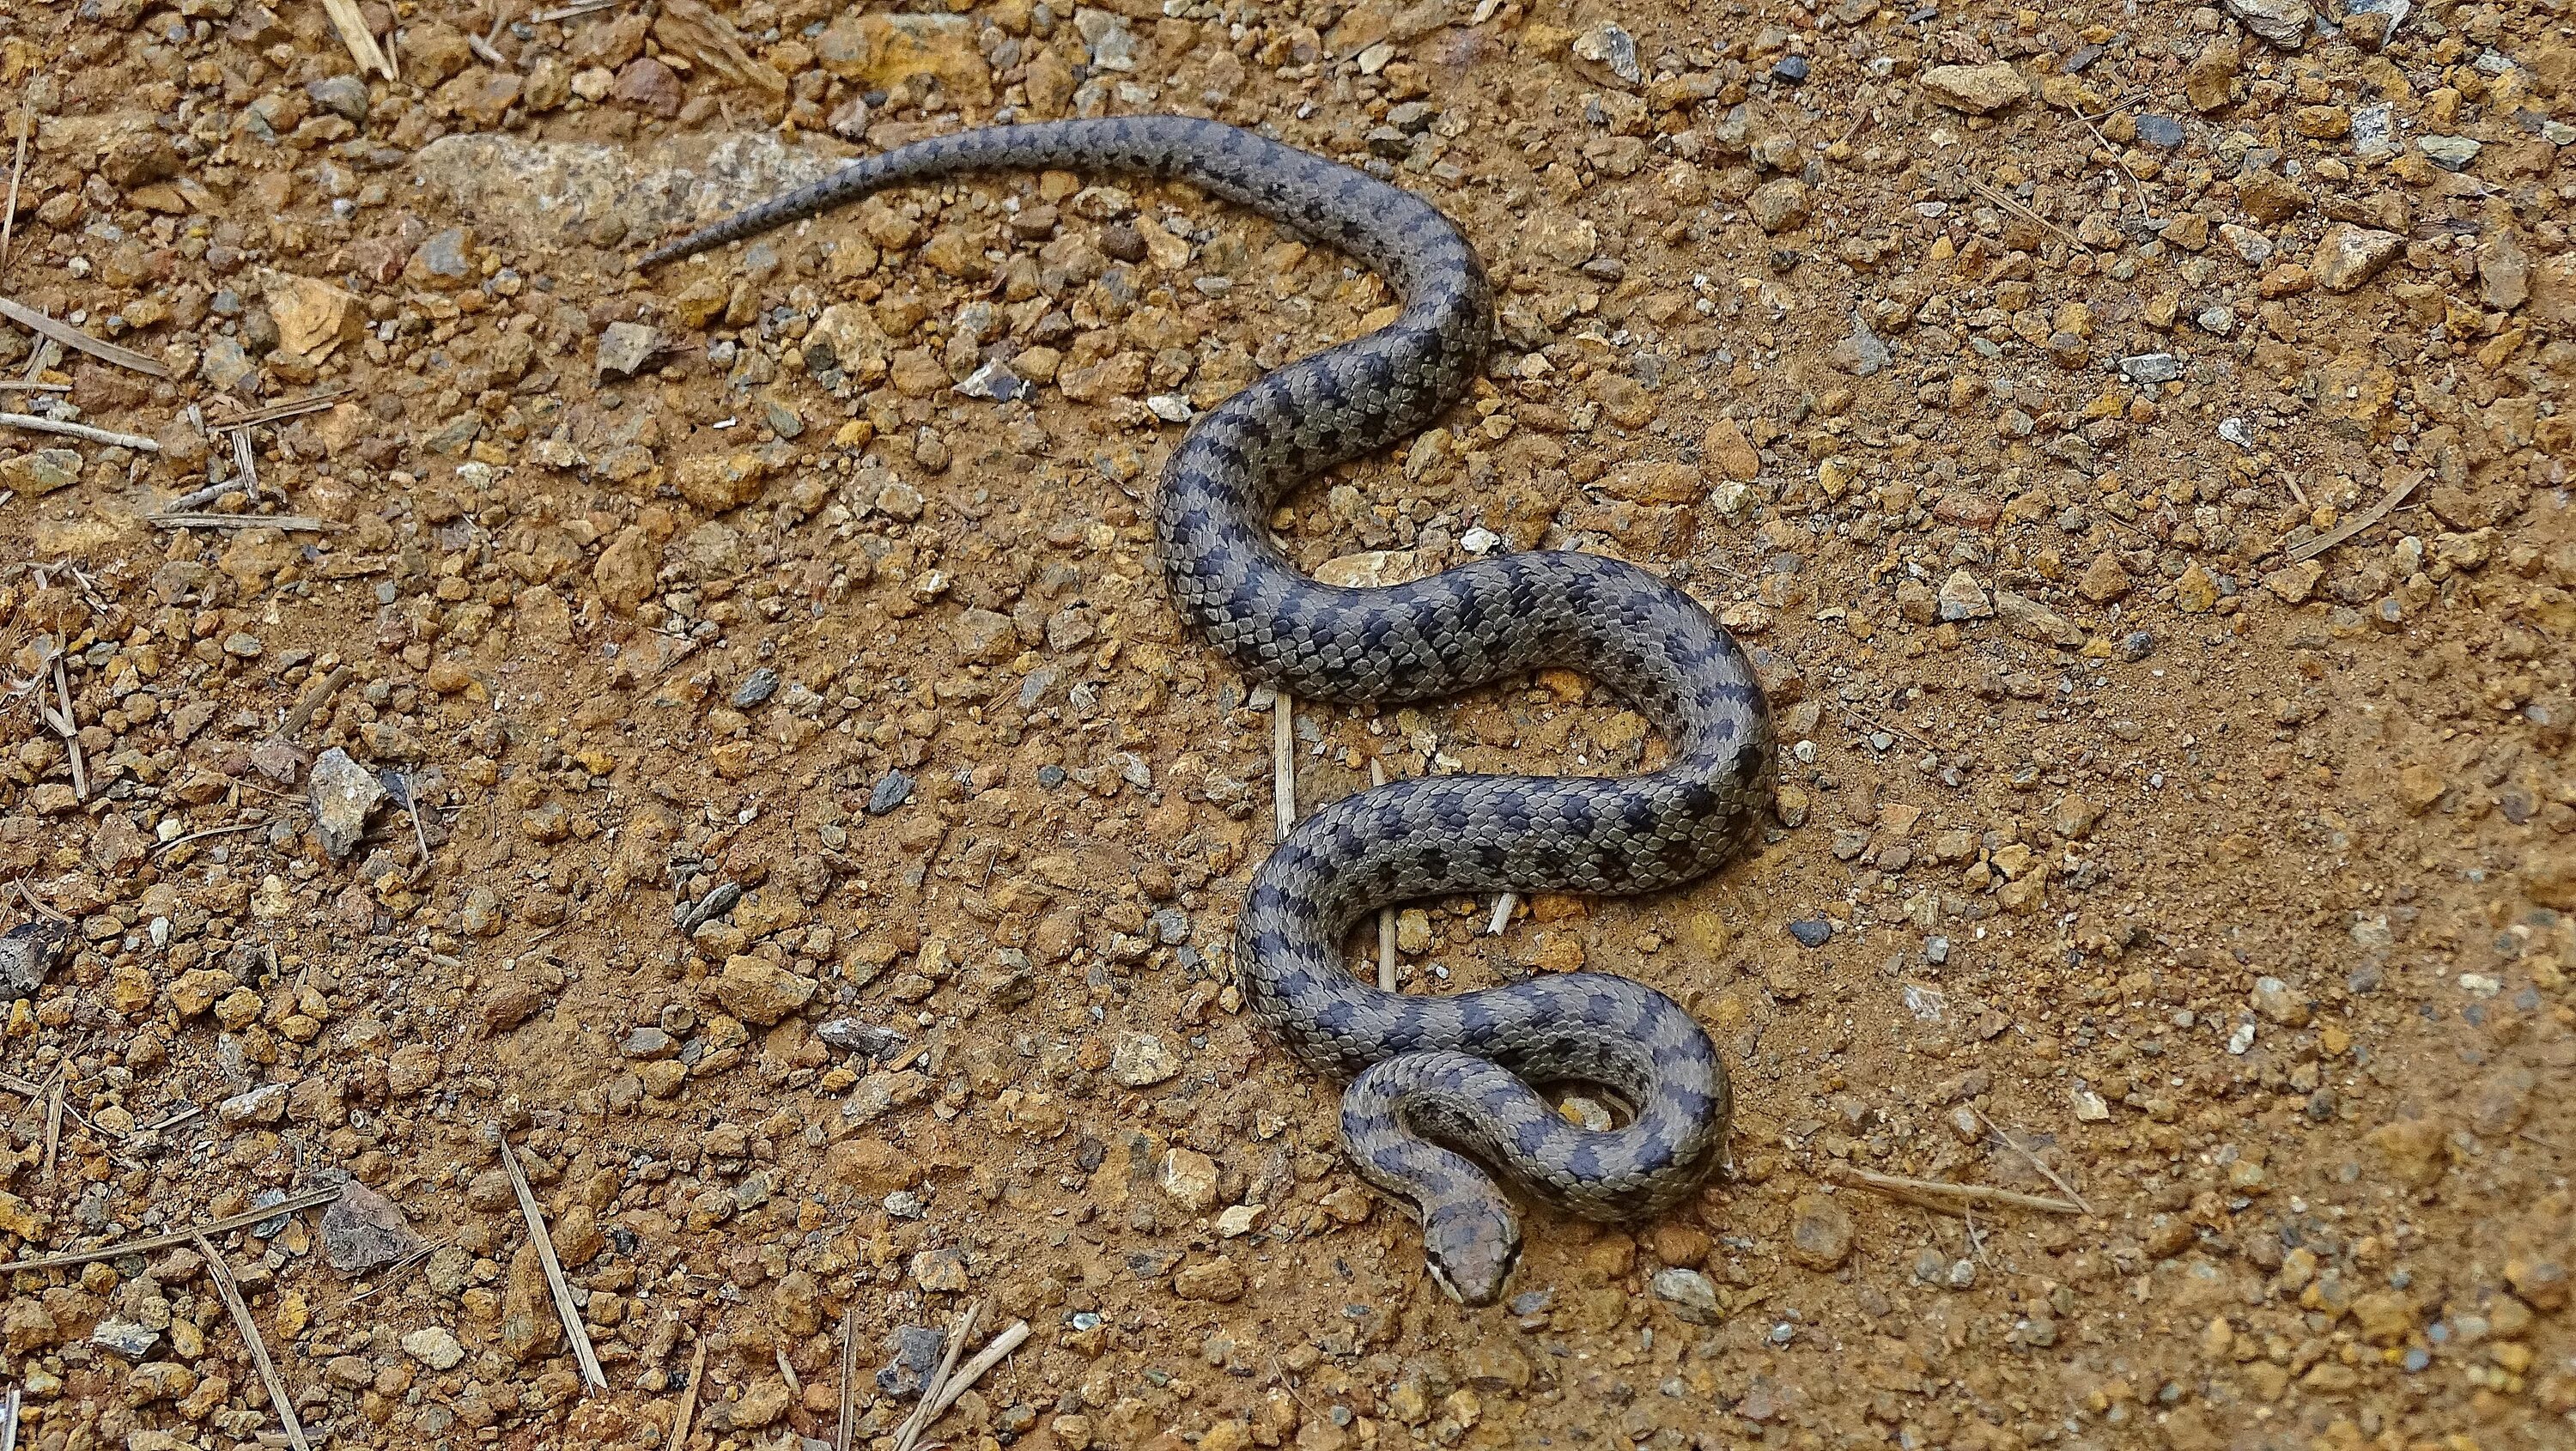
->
[646,116,1775,1305]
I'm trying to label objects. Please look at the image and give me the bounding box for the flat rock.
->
[323,1181,428,1274]
[1650,1267,1723,1323]
[1920,62,2030,113]
[0,921,67,1001]
[2312,224,2403,292]
[1110,1031,1181,1087]
[402,1327,466,1371]
[2223,0,2312,46]
[411,131,846,252]
[308,748,386,861]
[597,320,664,379]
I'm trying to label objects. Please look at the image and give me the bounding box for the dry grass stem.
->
[917,1320,1031,1436]
[1834,1166,2083,1217]
[1272,691,1295,841]
[0,297,169,376]
[0,412,158,450]
[1963,176,2081,250]
[836,1304,859,1451]
[0,380,65,392]
[1487,891,1515,936]
[495,1129,609,1392]
[0,1183,344,1273]
[2282,468,2424,565]
[149,513,336,532]
[40,1072,61,1180]
[195,1233,311,1451]
[231,428,259,501]
[1370,757,1395,990]
[1,91,28,276]
[155,822,264,856]
[1973,1107,2093,1215]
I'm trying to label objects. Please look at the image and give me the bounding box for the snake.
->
[645,116,1774,1306]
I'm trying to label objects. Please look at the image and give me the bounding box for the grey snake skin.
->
[645,117,1774,1306]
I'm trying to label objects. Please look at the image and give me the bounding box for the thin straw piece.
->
[195,1234,312,1451]
[495,1131,609,1392]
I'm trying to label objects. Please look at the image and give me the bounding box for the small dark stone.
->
[2065,42,2103,71]
[0,920,68,1001]
[2136,113,2186,150]
[1036,764,1068,788]
[866,770,914,816]
[732,667,781,708]
[1771,55,1809,83]
[1788,919,1832,948]
[878,1324,946,1398]
[2117,630,2157,662]
[817,1018,908,1059]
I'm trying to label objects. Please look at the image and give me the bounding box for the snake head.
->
[1422,1199,1521,1308]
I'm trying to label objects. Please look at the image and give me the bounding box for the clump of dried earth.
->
[0,0,2572,1448]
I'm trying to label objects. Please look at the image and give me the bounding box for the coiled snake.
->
[647,116,1774,1305]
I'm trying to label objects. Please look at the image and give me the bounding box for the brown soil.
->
[0,0,2572,1448]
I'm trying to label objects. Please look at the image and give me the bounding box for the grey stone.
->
[2418,135,2480,171]
[322,1181,428,1275]
[309,747,386,862]
[877,1324,946,1398]
[402,1327,467,1371]
[866,769,914,815]
[0,447,82,496]
[0,920,66,1001]
[817,1019,908,1059]
[597,320,663,379]
[1650,1268,1724,1325]
[955,360,1027,401]
[1109,1031,1180,1087]
[2223,0,2312,47]
[732,667,781,708]
[90,1318,161,1359]
[2117,353,2183,385]
[307,75,370,121]
[1830,312,1893,377]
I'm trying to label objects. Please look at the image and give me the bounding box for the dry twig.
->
[1487,891,1515,937]
[0,297,168,377]
[1973,1107,2093,1215]
[0,412,158,451]
[1832,1165,2082,1217]
[914,1320,1030,1436]
[281,665,350,738]
[669,1333,708,1451]
[196,1233,312,1451]
[45,649,83,803]
[210,388,349,431]
[0,1182,343,1273]
[320,0,397,78]
[1,1386,18,1451]
[0,381,58,392]
[495,1128,609,1392]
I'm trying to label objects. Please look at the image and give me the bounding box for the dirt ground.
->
[0,0,2573,1447]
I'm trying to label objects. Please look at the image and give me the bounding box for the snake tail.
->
[645,116,1775,1308]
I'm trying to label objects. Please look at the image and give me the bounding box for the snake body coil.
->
[648,117,1774,1305]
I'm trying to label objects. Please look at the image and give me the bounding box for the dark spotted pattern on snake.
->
[645,116,1775,1306]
